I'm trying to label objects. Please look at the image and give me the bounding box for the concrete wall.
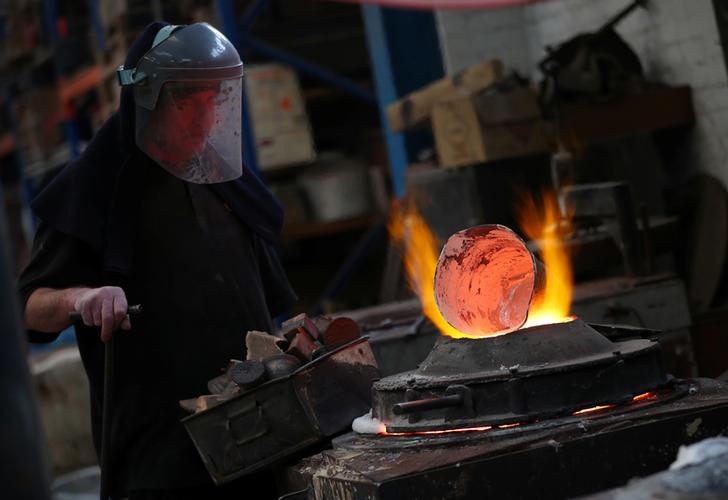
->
[436,0,728,188]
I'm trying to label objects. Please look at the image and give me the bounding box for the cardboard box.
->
[472,85,541,126]
[432,88,552,168]
[245,63,316,170]
[386,59,504,133]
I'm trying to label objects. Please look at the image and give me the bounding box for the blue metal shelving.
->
[214,0,444,311]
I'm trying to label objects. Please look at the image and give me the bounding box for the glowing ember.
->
[375,391,660,438]
[381,425,493,436]
[632,392,658,402]
[518,191,573,328]
[572,404,615,416]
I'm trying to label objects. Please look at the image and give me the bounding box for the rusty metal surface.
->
[294,339,380,436]
[372,319,668,432]
[182,338,380,484]
[288,379,728,500]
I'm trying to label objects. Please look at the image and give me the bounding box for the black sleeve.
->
[254,237,297,318]
[17,222,102,343]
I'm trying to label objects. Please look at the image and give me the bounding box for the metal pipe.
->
[393,394,463,415]
[68,304,142,323]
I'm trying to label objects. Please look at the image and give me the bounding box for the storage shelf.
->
[58,65,103,104]
[559,86,694,148]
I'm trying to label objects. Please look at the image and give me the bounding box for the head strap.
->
[116,25,183,87]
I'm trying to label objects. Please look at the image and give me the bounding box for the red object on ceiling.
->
[332,0,545,10]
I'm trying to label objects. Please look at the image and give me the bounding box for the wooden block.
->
[179,398,197,414]
[246,330,285,361]
[281,313,321,340]
[313,315,333,334]
[285,329,321,362]
[195,394,227,413]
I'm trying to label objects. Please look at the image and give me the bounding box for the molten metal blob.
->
[434,225,536,336]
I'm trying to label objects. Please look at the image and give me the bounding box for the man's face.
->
[142,82,219,165]
[136,78,244,184]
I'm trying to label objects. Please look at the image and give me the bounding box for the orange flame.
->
[387,203,469,338]
[388,192,573,338]
[632,391,658,402]
[572,404,615,416]
[518,192,573,328]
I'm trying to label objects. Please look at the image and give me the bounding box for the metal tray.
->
[182,337,380,484]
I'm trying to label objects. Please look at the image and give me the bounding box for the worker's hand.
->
[72,286,131,342]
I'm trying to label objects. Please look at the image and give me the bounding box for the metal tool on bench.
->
[69,304,143,500]
[539,0,648,107]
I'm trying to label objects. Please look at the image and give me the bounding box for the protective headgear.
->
[117,23,243,183]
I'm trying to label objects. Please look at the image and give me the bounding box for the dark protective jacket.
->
[18,22,295,498]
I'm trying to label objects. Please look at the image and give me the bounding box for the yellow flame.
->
[388,203,469,338]
[518,192,573,328]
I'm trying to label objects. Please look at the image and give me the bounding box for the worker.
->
[18,22,296,499]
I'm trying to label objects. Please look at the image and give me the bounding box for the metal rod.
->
[99,339,114,500]
[68,304,142,323]
[640,203,654,275]
[71,304,141,500]
[393,394,463,415]
[598,0,648,36]
[613,183,644,277]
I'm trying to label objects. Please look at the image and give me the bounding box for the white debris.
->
[352,410,386,435]
[670,437,728,470]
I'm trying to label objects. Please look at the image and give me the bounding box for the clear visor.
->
[136,79,243,183]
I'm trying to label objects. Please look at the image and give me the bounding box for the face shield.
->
[117,23,245,184]
[135,78,243,183]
